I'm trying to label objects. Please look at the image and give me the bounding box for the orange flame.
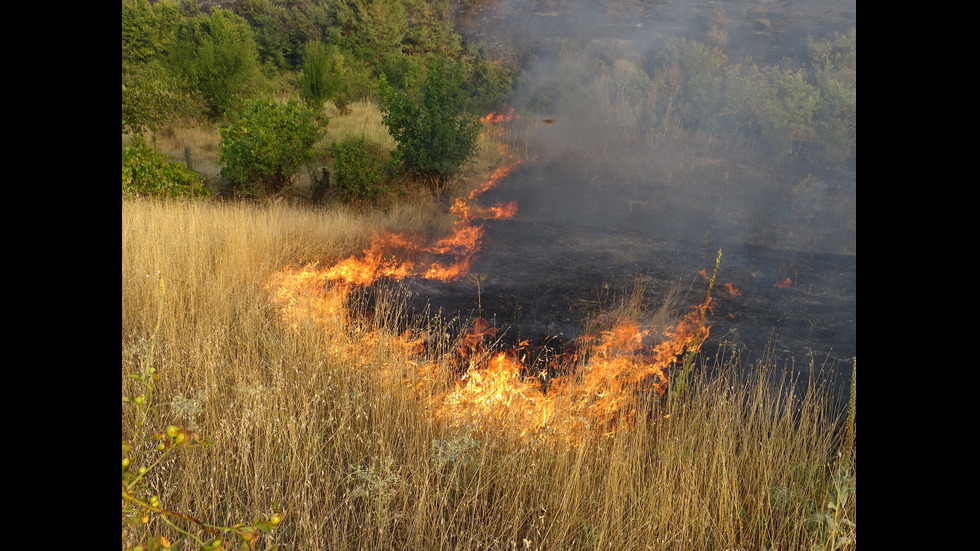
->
[480,107,518,125]
[480,108,520,138]
[263,110,716,444]
[721,282,741,296]
[775,277,791,289]
[433,306,710,442]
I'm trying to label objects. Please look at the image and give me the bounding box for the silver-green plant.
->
[347,455,406,533]
[808,458,855,550]
[432,432,482,492]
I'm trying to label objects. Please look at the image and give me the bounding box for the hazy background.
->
[411,0,855,397]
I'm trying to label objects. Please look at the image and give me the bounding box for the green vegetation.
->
[123,134,207,199]
[378,55,482,186]
[519,26,855,167]
[328,135,392,202]
[121,1,855,201]
[165,8,263,118]
[298,40,347,113]
[122,0,510,200]
[218,98,326,196]
[122,61,202,135]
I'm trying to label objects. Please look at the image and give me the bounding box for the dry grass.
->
[322,100,397,150]
[122,195,854,550]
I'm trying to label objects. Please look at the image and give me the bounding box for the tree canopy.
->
[378,56,481,185]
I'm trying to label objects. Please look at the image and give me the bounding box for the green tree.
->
[166,8,262,118]
[725,63,819,155]
[122,0,198,134]
[236,0,332,72]
[298,40,347,113]
[402,0,461,58]
[219,98,327,195]
[378,55,481,186]
[655,38,728,130]
[122,60,202,135]
[122,0,182,66]
[808,28,856,163]
[330,0,408,64]
[461,51,515,115]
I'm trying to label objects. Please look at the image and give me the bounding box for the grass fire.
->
[123,106,853,548]
[122,1,854,548]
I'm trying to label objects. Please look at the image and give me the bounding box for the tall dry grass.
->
[122,196,853,550]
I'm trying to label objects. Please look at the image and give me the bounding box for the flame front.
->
[433,307,710,442]
[263,111,715,445]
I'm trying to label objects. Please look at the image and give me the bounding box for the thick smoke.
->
[436,0,856,385]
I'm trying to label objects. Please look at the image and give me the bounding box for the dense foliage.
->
[121,0,855,198]
[219,99,326,195]
[165,8,262,118]
[298,40,347,113]
[328,136,392,201]
[378,56,481,185]
[122,134,207,199]
[122,60,202,135]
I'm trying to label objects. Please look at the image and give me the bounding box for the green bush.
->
[219,98,327,196]
[298,40,347,113]
[378,55,481,186]
[122,60,202,135]
[121,0,181,66]
[122,135,207,199]
[329,136,392,202]
[462,54,515,115]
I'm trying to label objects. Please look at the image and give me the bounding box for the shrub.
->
[298,40,347,113]
[166,8,262,119]
[219,98,327,196]
[329,136,392,202]
[378,55,481,187]
[122,61,203,135]
[122,135,207,199]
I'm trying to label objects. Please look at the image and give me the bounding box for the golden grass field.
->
[122,103,855,550]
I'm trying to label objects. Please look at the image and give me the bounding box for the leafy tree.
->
[219,98,327,195]
[402,0,461,58]
[121,0,182,66]
[723,63,819,155]
[330,0,408,64]
[329,136,392,202]
[298,40,347,113]
[122,0,199,134]
[166,8,262,118]
[461,52,515,115]
[122,134,207,199]
[236,0,333,72]
[378,55,481,186]
[122,60,202,135]
[808,28,856,163]
[655,38,728,130]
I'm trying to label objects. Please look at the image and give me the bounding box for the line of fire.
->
[264,110,730,445]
